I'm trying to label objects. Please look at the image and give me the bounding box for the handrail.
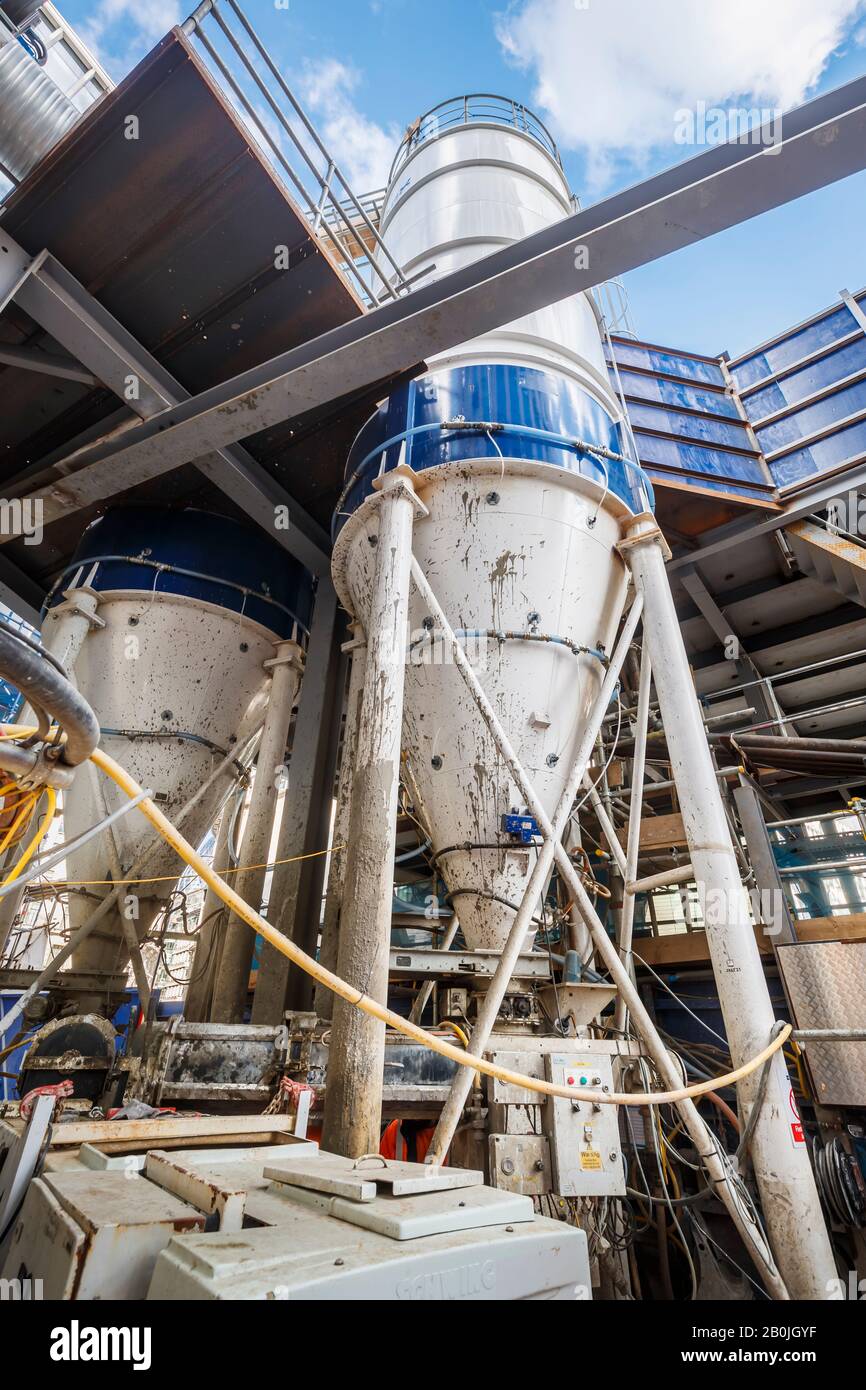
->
[389,93,562,182]
[182,0,411,307]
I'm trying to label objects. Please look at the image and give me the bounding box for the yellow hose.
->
[89,742,790,1107]
[438,1019,480,1081]
[0,724,792,1108]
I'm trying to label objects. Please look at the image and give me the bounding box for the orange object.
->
[380,1118,445,1164]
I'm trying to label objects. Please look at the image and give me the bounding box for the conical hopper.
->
[334,458,630,951]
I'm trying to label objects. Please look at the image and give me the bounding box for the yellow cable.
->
[2,788,56,887]
[437,1019,480,1081]
[0,791,37,855]
[439,1020,471,1050]
[0,726,793,1109]
[33,842,345,888]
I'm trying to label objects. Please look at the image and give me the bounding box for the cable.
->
[0,789,152,899]
[630,949,730,1047]
[1,789,56,888]
[735,1021,785,1172]
[20,840,345,888]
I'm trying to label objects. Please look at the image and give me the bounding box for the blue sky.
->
[58,0,866,358]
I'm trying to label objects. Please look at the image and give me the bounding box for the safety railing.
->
[389,93,562,182]
[182,0,411,307]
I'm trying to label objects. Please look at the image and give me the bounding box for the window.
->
[612,342,726,386]
[769,419,866,487]
[730,305,858,389]
[627,401,753,449]
[743,337,866,421]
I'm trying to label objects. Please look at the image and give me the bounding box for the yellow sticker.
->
[580,1150,602,1171]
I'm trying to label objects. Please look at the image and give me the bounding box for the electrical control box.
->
[501,812,539,844]
[543,1051,625,1198]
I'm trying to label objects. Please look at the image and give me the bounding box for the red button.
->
[567,1075,575,1085]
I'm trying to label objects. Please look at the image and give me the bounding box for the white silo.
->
[332,97,650,953]
[50,507,313,997]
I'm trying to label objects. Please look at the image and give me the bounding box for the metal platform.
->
[0,27,422,608]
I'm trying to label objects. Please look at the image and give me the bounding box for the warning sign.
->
[580,1150,602,1171]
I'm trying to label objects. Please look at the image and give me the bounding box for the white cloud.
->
[496,0,866,192]
[78,0,181,78]
[298,58,400,192]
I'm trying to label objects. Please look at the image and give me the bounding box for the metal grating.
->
[777,939,866,1106]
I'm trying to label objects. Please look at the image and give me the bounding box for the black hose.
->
[0,629,100,767]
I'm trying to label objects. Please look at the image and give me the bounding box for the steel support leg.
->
[210,640,303,1023]
[312,622,367,1020]
[733,776,798,945]
[613,646,651,1032]
[623,514,837,1301]
[321,469,424,1157]
[251,582,345,1022]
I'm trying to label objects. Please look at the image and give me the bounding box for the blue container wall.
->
[335,364,653,535]
[53,506,315,639]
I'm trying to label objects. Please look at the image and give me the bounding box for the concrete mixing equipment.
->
[44,506,313,1007]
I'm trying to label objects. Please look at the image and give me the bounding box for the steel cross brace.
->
[0,230,330,576]
[23,72,866,491]
[409,558,786,1298]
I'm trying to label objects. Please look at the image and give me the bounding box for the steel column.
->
[251,581,345,1022]
[210,640,303,1023]
[733,776,798,946]
[623,514,837,1301]
[312,621,367,1019]
[320,470,423,1157]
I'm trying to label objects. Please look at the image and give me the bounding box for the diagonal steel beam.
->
[680,567,783,727]
[21,72,866,494]
[0,232,330,575]
[0,344,97,386]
